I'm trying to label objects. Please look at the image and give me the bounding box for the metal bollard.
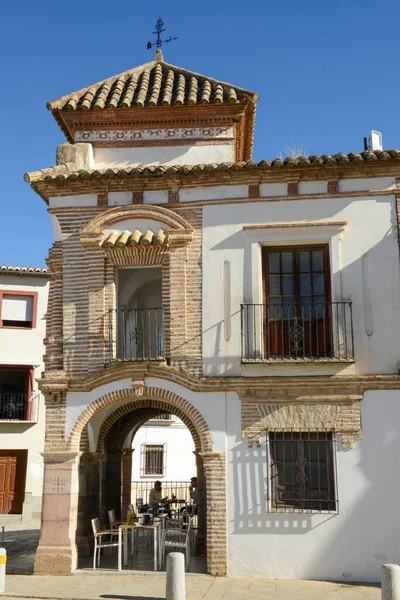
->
[0,528,4,544]
[382,565,400,600]
[0,548,6,594]
[166,552,185,600]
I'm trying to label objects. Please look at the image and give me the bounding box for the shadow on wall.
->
[230,392,400,581]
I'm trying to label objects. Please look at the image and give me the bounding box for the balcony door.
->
[262,245,332,358]
[117,267,163,360]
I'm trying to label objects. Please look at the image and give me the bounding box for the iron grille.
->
[141,443,166,476]
[0,393,39,422]
[268,431,338,513]
[108,308,164,362]
[131,480,191,507]
[241,302,354,361]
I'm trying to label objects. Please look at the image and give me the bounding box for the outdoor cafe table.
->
[119,520,163,571]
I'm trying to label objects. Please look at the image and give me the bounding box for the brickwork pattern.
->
[45,242,64,370]
[242,400,362,448]
[202,453,227,576]
[67,385,213,453]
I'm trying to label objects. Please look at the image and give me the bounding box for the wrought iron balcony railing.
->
[0,393,40,422]
[108,308,164,362]
[241,302,354,362]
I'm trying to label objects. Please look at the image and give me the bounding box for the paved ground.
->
[0,573,381,600]
[0,529,382,600]
[3,529,39,575]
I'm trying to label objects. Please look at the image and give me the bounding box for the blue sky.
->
[1,0,398,267]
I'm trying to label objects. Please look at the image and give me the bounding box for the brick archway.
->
[98,401,203,453]
[67,385,213,453]
[38,385,226,577]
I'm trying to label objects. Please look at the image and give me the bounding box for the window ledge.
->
[242,357,355,364]
[267,509,339,515]
[0,419,38,424]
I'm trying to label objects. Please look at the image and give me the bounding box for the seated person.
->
[188,476,198,515]
[148,481,168,508]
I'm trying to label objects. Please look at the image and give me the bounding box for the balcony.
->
[108,308,164,362]
[0,393,39,422]
[241,302,354,362]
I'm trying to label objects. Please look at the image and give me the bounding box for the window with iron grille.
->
[268,432,338,513]
[141,443,166,476]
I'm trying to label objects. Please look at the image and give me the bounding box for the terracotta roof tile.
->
[46,53,257,112]
[24,150,400,184]
[101,228,168,248]
[0,265,49,277]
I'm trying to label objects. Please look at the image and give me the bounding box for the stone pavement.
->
[0,573,381,600]
[2,529,39,575]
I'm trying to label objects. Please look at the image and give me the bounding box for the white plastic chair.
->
[108,509,124,529]
[91,517,122,570]
[162,513,191,569]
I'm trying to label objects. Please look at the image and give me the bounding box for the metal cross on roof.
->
[147,18,177,51]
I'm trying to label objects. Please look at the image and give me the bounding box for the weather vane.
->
[147,18,177,51]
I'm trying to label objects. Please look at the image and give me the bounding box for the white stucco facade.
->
[0,271,49,526]
[131,419,196,482]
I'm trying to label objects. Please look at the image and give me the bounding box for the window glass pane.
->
[299,274,311,295]
[281,275,294,296]
[313,274,325,295]
[268,303,281,319]
[268,253,280,273]
[281,252,293,273]
[2,295,33,322]
[299,252,310,272]
[268,275,281,296]
[312,250,324,272]
[313,296,326,317]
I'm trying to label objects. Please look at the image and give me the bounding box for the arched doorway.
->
[35,385,226,576]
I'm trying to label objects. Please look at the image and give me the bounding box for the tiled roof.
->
[46,50,257,112]
[0,265,49,277]
[24,150,400,184]
[101,228,168,248]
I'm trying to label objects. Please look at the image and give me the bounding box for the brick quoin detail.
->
[328,180,339,193]
[67,386,213,453]
[132,191,143,204]
[97,193,107,206]
[248,183,260,198]
[287,181,299,195]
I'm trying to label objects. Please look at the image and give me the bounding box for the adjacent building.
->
[0,265,49,526]
[24,48,400,581]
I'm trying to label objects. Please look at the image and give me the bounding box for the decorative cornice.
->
[62,361,400,395]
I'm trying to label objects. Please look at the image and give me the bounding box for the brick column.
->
[85,244,106,372]
[76,452,102,558]
[201,452,227,576]
[195,453,206,555]
[122,449,134,515]
[165,245,188,369]
[45,242,63,370]
[34,451,81,575]
[104,452,123,520]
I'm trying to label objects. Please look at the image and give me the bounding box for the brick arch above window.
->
[80,204,194,247]
[67,385,213,453]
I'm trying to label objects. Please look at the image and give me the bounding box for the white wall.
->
[93,144,234,169]
[131,422,196,482]
[227,390,400,582]
[0,275,49,512]
[202,193,400,376]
